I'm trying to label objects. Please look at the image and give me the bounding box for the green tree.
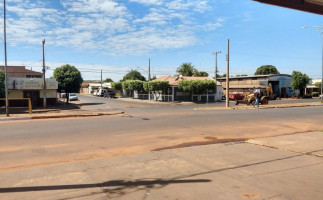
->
[315,81,322,89]
[193,70,209,77]
[0,71,5,98]
[291,71,310,97]
[123,70,146,81]
[143,81,169,101]
[111,82,122,91]
[255,65,280,75]
[235,74,248,77]
[122,80,144,92]
[53,64,83,103]
[216,74,226,78]
[103,78,113,83]
[178,80,216,95]
[176,63,196,76]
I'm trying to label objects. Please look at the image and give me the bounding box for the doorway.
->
[23,91,40,107]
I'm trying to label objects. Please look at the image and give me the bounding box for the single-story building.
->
[0,66,58,107]
[305,78,322,96]
[134,76,223,102]
[218,74,293,98]
[6,77,58,107]
[86,83,112,94]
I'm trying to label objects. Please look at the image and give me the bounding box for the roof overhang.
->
[252,0,323,15]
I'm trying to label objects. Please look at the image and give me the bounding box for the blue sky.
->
[0,0,322,81]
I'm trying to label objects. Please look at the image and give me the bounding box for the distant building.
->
[218,74,293,98]
[87,83,112,94]
[305,78,322,96]
[0,66,42,78]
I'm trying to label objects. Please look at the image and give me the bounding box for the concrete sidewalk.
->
[1,131,322,200]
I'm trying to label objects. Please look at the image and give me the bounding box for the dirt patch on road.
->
[152,137,246,151]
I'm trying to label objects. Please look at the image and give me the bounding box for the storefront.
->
[7,78,58,107]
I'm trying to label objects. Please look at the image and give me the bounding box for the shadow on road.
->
[0,178,210,193]
[77,102,105,107]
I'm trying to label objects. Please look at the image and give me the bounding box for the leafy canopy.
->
[193,70,209,77]
[122,80,144,91]
[178,80,216,94]
[123,70,146,81]
[254,65,280,75]
[143,81,169,92]
[315,81,322,89]
[177,63,195,76]
[291,71,309,96]
[53,64,83,94]
[177,63,209,77]
[104,78,113,83]
[0,71,5,98]
[111,82,122,91]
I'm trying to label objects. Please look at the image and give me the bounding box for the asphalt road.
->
[1,94,322,172]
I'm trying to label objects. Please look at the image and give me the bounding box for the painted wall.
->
[8,90,23,98]
[268,76,293,97]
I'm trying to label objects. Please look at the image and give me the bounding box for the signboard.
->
[7,78,58,90]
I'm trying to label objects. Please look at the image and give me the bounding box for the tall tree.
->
[0,71,5,98]
[255,65,280,75]
[193,70,209,77]
[53,64,83,103]
[176,63,196,76]
[123,70,146,81]
[291,71,309,97]
[103,78,113,83]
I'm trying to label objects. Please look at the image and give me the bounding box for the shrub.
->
[312,92,319,97]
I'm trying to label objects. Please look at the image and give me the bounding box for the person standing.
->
[254,89,260,108]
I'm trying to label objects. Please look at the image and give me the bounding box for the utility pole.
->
[213,51,221,85]
[226,39,230,108]
[148,58,151,81]
[3,0,9,116]
[321,32,323,103]
[42,39,46,108]
[148,58,151,101]
[101,69,103,91]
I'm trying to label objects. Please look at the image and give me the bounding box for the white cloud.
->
[2,0,224,55]
[129,0,163,6]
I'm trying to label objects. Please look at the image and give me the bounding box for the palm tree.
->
[176,63,195,76]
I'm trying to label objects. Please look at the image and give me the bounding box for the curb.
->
[0,111,125,121]
[195,102,323,111]
[0,116,32,121]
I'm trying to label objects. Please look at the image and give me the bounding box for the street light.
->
[302,26,323,103]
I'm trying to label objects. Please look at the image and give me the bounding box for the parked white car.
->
[69,93,78,101]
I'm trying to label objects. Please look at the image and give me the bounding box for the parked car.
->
[93,90,98,96]
[69,93,78,101]
[60,93,66,98]
[98,89,108,97]
[104,90,116,98]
